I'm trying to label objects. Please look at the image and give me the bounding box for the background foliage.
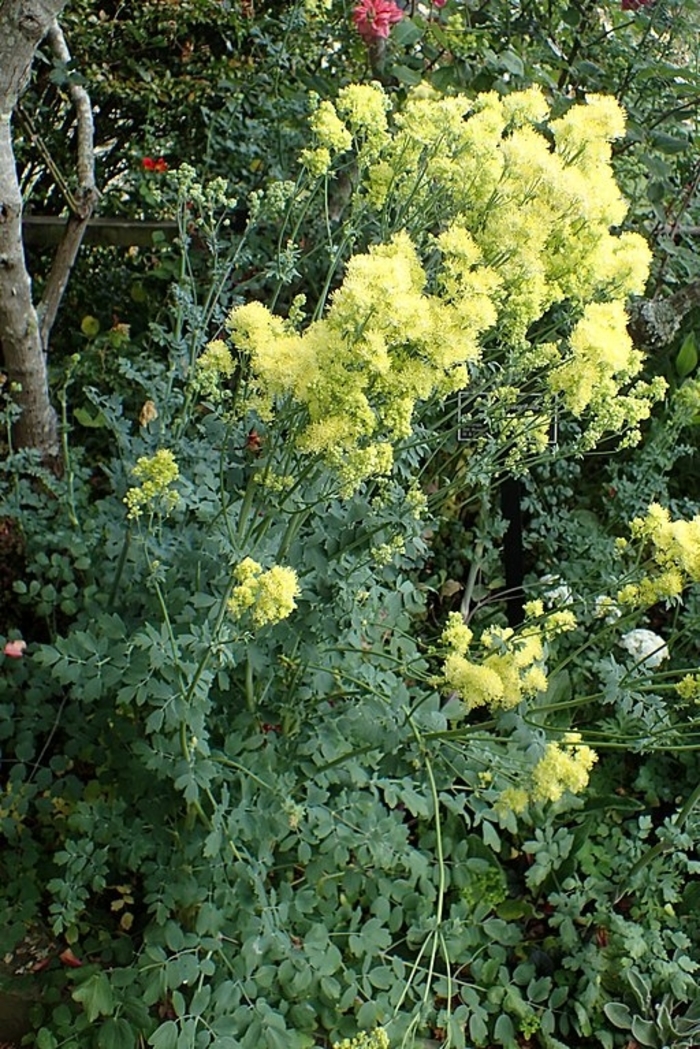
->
[2,1,700,1048]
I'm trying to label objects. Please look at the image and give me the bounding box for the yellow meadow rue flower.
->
[228,558,300,627]
[336,82,391,155]
[225,83,664,488]
[618,503,700,607]
[531,732,598,803]
[442,608,550,712]
[495,786,530,817]
[549,301,641,416]
[443,653,505,710]
[195,339,235,401]
[300,146,332,177]
[542,610,577,637]
[310,100,353,154]
[552,93,626,171]
[676,674,700,704]
[333,1028,390,1049]
[441,611,473,656]
[405,484,428,520]
[229,229,495,488]
[124,449,180,520]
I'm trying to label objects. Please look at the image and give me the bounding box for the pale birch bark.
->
[0,0,96,462]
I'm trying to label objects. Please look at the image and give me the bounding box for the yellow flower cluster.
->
[123,449,180,520]
[333,1029,390,1049]
[225,83,663,489]
[227,557,300,628]
[495,787,530,817]
[530,733,598,803]
[194,339,235,401]
[229,231,494,488]
[676,674,700,704]
[441,605,578,714]
[617,503,700,607]
[301,84,390,175]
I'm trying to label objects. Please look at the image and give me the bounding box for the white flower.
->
[595,595,622,623]
[541,574,573,607]
[619,628,669,669]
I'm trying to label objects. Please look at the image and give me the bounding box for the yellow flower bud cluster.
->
[676,674,700,705]
[301,84,390,175]
[440,613,538,713]
[530,733,598,803]
[227,557,300,628]
[333,1029,390,1049]
[123,449,180,520]
[440,603,578,715]
[194,339,235,402]
[617,502,700,607]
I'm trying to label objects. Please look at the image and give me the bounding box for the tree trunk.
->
[0,0,69,461]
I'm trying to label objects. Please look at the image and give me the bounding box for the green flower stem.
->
[182,577,237,709]
[276,506,311,562]
[57,378,78,528]
[236,471,259,543]
[211,755,276,794]
[245,654,256,713]
[107,527,132,611]
[406,712,446,1009]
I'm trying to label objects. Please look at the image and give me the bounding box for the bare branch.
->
[38,18,99,346]
[45,19,97,210]
[629,280,700,350]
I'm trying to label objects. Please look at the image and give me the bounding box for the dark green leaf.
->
[676,333,698,379]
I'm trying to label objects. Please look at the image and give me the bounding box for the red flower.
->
[4,639,26,658]
[621,0,652,9]
[141,156,169,173]
[352,0,404,42]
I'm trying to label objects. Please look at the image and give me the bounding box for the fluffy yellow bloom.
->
[443,653,505,710]
[195,339,235,401]
[442,612,549,712]
[531,733,598,803]
[124,449,180,520]
[676,674,700,704]
[336,83,391,155]
[495,787,530,817]
[299,146,332,176]
[223,83,663,490]
[310,100,353,153]
[550,301,641,416]
[228,558,300,627]
[619,503,700,607]
[441,611,473,656]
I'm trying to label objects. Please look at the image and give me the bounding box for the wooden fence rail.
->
[22,216,178,249]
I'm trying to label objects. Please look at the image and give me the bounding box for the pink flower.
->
[4,639,26,658]
[352,0,404,42]
[621,0,652,9]
[432,0,447,6]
